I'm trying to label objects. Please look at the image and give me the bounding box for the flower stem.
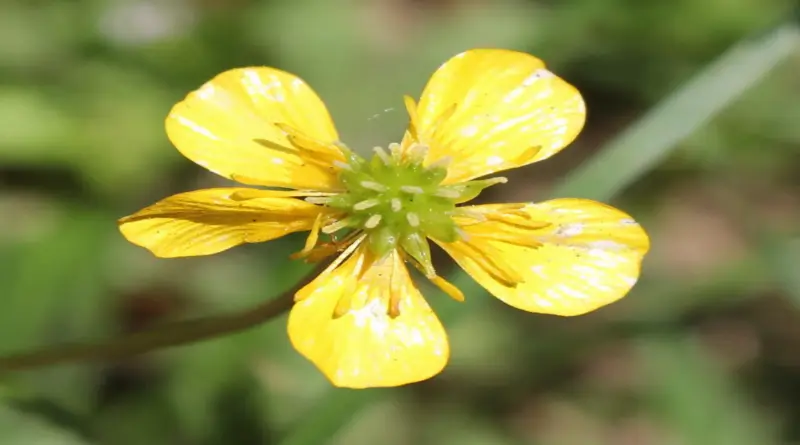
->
[0,261,329,373]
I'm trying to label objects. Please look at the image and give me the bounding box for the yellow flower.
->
[119,49,650,388]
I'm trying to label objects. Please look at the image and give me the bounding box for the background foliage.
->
[1,0,799,444]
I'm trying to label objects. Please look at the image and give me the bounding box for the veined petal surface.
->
[408,49,586,183]
[167,67,344,191]
[288,247,449,388]
[119,188,325,257]
[437,199,649,315]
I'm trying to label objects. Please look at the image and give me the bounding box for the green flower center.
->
[317,142,504,275]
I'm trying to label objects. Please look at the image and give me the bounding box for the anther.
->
[295,235,365,303]
[428,155,453,169]
[333,160,353,171]
[322,218,351,234]
[400,185,424,194]
[388,142,402,159]
[364,214,382,229]
[391,198,402,212]
[300,214,323,254]
[406,143,429,160]
[333,141,351,152]
[353,198,380,211]
[360,181,388,192]
[388,292,401,318]
[455,208,487,223]
[406,212,420,228]
[373,146,391,165]
[305,196,333,205]
[430,275,465,302]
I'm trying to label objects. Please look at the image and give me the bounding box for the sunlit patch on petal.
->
[407,49,586,184]
[167,67,345,191]
[436,199,649,316]
[119,188,327,257]
[288,247,449,388]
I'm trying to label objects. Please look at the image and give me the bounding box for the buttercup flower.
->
[119,49,650,388]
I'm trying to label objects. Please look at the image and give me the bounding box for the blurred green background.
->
[1,0,800,444]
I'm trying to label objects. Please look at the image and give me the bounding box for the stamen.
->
[403,95,420,141]
[452,241,523,287]
[428,155,453,169]
[388,291,401,318]
[335,233,365,268]
[333,248,374,318]
[485,216,550,231]
[304,196,333,205]
[361,181,388,192]
[333,141,353,158]
[472,231,543,248]
[231,189,336,200]
[388,142,402,160]
[430,275,465,302]
[430,104,457,134]
[273,123,339,155]
[353,198,380,211]
[405,143,429,160]
[295,235,365,302]
[400,185,424,194]
[290,242,331,261]
[390,198,402,212]
[249,140,339,172]
[300,214,323,254]
[333,160,353,171]
[434,188,461,199]
[479,203,527,218]
[449,177,509,204]
[292,229,363,262]
[373,146,391,165]
[455,208,488,223]
[406,212,420,228]
[402,251,463,302]
[364,214,382,229]
[334,230,362,248]
[514,145,542,163]
[322,217,351,234]
[333,288,356,318]
[401,250,436,281]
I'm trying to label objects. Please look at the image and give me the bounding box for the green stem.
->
[0,260,329,373]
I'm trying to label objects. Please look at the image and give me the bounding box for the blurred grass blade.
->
[554,23,800,201]
[279,22,800,445]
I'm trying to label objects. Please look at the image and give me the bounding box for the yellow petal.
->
[119,188,325,258]
[410,49,586,184]
[437,199,649,316]
[166,67,345,191]
[288,246,449,388]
